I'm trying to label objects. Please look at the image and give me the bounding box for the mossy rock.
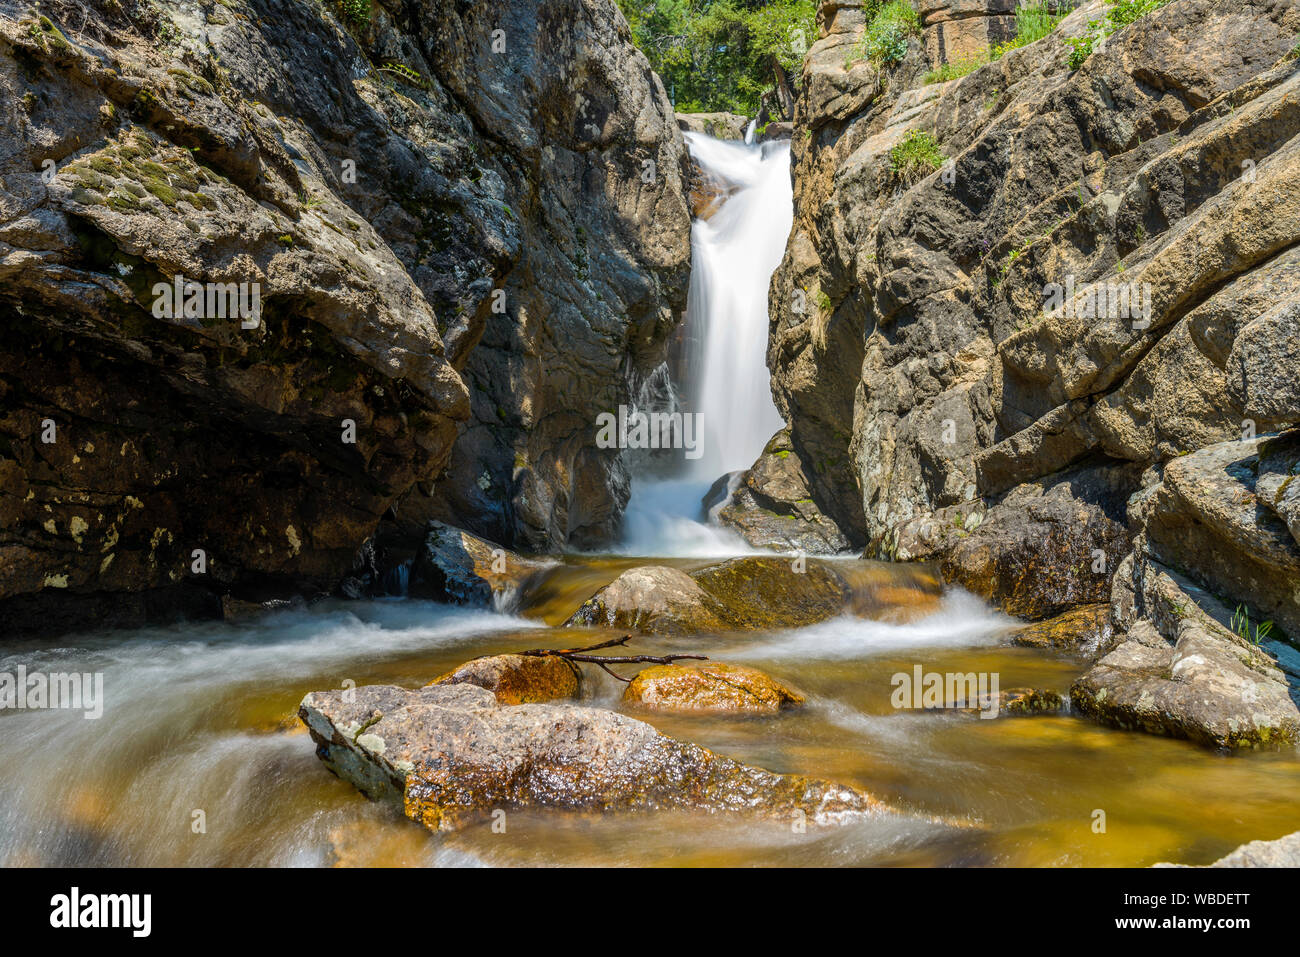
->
[624,661,804,714]
[1011,603,1110,654]
[690,556,850,629]
[564,565,732,634]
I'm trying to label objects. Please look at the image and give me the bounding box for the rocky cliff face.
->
[0,0,690,633]
[765,0,1299,561]
[749,0,1300,746]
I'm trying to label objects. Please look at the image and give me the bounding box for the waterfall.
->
[682,132,790,479]
[617,131,793,556]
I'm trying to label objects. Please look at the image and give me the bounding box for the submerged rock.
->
[996,688,1067,717]
[300,683,889,832]
[429,653,580,705]
[623,662,805,714]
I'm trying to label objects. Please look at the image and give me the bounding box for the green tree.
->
[616,0,817,116]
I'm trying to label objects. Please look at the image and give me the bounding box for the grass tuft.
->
[889,129,944,185]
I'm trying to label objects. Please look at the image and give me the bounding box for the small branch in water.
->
[517,635,707,683]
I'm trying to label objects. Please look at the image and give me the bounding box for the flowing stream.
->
[4,564,1300,866]
[3,134,1300,868]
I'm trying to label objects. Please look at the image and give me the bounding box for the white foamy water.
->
[615,476,762,557]
[621,132,793,556]
[739,590,1018,661]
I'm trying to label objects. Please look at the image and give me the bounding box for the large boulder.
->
[1254,429,1300,551]
[1203,831,1300,867]
[1010,603,1110,655]
[1137,438,1300,637]
[1089,512,1300,750]
[919,0,1018,66]
[690,556,852,629]
[1071,617,1300,751]
[408,521,548,606]
[565,556,853,633]
[933,462,1139,620]
[564,565,733,634]
[300,683,891,832]
[714,430,859,553]
[676,112,750,140]
[623,662,806,714]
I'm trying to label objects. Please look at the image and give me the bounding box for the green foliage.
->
[340,0,369,29]
[1288,38,1300,61]
[1065,30,1096,69]
[379,62,429,89]
[1231,605,1274,646]
[1108,0,1172,27]
[1067,0,1174,69]
[923,53,988,84]
[1008,0,1067,48]
[616,0,817,115]
[888,129,943,185]
[848,1,921,69]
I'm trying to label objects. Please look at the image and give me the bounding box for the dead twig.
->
[517,635,707,683]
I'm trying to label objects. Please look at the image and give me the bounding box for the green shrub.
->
[1108,0,1172,28]
[889,129,943,184]
[1065,29,1097,68]
[340,0,369,28]
[1067,0,1174,69]
[850,1,921,68]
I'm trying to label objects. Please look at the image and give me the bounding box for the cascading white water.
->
[618,132,793,556]
[684,132,790,479]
